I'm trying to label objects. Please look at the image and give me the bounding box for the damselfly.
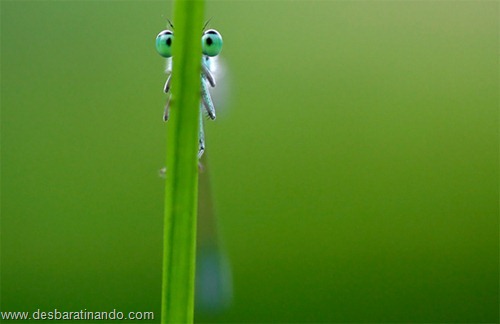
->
[155,26,223,158]
[155,24,231,313]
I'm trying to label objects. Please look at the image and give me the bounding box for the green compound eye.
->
[156,30,174,58]
[202,29,223,57]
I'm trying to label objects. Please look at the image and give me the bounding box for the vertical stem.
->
[161,1,204,323]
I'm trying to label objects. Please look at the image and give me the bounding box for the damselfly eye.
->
[156,30,174,58]
[202,29,223,57]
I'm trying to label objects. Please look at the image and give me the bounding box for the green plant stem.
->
[161,1,204,323]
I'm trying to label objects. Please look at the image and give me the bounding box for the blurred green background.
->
[1,1,498,323]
